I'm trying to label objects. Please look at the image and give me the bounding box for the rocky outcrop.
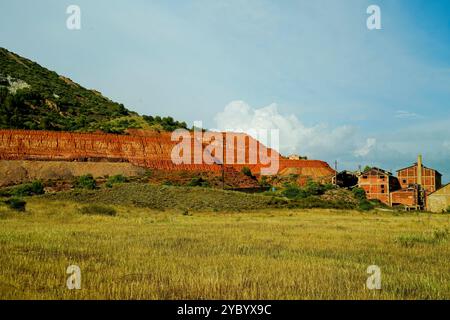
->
[0,129,215,171]
[0,129,335,183]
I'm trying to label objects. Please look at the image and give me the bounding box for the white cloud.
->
[354,138,377,157]
[212,101,450,181]
[213,100,371,160]
[395,110,420,119]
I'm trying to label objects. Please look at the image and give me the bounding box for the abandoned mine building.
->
[396,155,442,194]
[391,155,442,209]
[357,167,401,205]
[358,155,445,210]
[336,170,359,189]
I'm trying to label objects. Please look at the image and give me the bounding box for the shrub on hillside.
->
[241,167,253,178]
[290,196,355,210]
[358,199,375,211]
[281,184,306,199]
[303,180,335,196]
[79,204,116,216]
[105,175,128,188]
[5,198,26,212]
[74,174,97,190]
[11,181,44,197]
[281,181,335,199]
[259,176,271,188]
[188,177,210,187]
[352,187,367,201]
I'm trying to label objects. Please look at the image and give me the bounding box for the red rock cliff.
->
[0,129,335,179]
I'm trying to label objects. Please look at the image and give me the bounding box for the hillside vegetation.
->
[0,47,187,133]
[38,183,359,212]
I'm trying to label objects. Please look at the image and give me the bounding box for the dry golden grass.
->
[0,199,449,300]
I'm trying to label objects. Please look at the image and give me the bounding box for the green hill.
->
[0,47,187,133]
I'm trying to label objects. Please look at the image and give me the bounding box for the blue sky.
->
[1,0,449,180]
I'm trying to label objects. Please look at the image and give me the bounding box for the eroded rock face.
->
[0,129,335,183]
[0,129,205,170]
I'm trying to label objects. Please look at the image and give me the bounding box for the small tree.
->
[105,175,127,188]
[358,199,375,211]
[281,184,307,199]
[241,167,253,178]
[74,174,97,190]
[304,180,325,196]
[188,177,210,187]
[259,176,271,187]
[352,187,367,201]
[11,181,45,197]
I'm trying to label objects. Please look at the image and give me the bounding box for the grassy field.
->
[1,196,449,300]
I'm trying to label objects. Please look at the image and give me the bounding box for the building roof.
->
[360,167,392,176]
[396,163,442,176]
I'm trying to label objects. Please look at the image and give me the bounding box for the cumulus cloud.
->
[213,100,372,160]
[354,138,377,157]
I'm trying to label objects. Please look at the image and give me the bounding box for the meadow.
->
[0,195,449,300]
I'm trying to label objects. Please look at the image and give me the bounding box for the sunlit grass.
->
[0,199,449,300]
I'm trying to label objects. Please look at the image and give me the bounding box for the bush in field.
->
[259,176,271,188]
[352,187,367,201]
[188,177,210,187]
[350,187,376,211]
[281,184,306,199]
[241,167,254,178]
[11,181,44,197]
[358,199,375,211]
[5,198,26,212]
[282,181,335,199]
[304,180,334,196]
[74,174,96,190]
[79,204,116,216]
[446,206,450,213]
[105,175,128,188]
[303,181,323,196]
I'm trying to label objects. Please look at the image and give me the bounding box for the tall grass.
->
[0,199,449,300]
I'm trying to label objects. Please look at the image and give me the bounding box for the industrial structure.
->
[357,167,401,205]
[357,155,446,211]
[397,155,442,194]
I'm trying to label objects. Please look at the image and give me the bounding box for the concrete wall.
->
[427,185,450,213]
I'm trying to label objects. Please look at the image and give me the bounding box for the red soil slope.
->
[0,129,335,183]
